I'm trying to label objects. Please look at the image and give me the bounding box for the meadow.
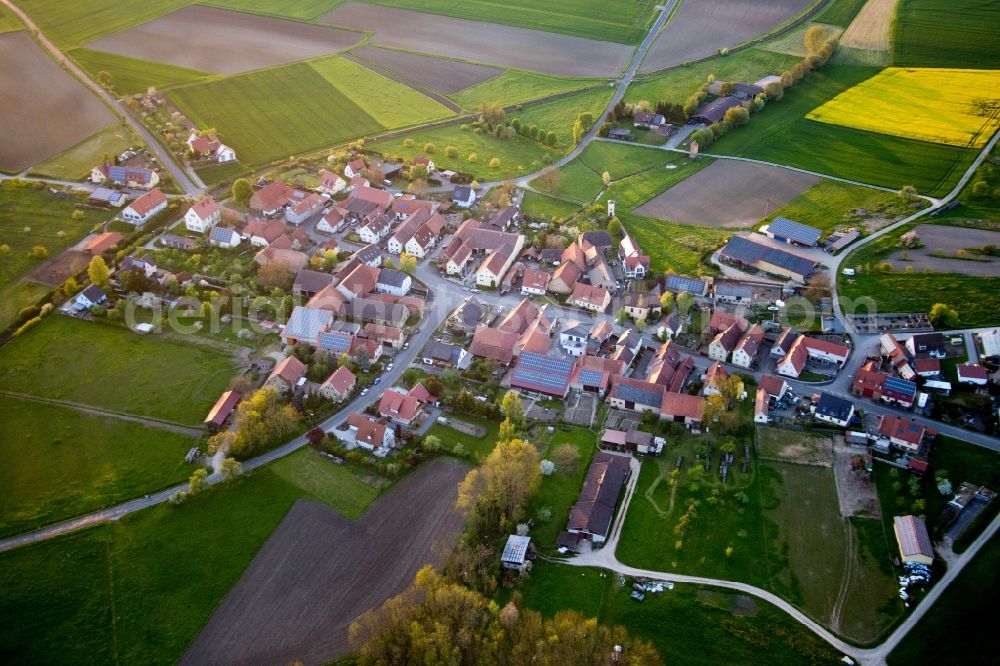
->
[521,191,582,221]
[0,2,21,32]
[31,124,137,180]
[762,180,905,235]
[710,64,978,197]
[807,68,1000,149]
[365,0,657,44]
[509,87,614,151]
[0,316,240,424]
[0,451,383,665]
[70,48,212,95]
[205,0,342,20]
[0,396,198,538]
[169,62,384,165]
[892,0,1000,69]
[451,71,602,110]
[424,414,500,462]
[310,56,454,128]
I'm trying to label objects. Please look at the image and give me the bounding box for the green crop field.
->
[762,180,907,236]
[620,212,726,275]
[70,48,212,95]
[366,0,658,44]
[193,160,248,187]
[510,87,613,151]
[16,0,186,47]
[710,64,978,197]
[893,0,1000,69]
[270,447,381,519]
[0,453,382,665]
[451,71,602,111]
[169,62,384,166]
[31,124,138,180]
[509,562,840,664]
[369,123,558,180]
[205,0,342,20]
[0,396,198,538]
[310,56,454,128]
[0,316,240,424]
[810,0,868,26]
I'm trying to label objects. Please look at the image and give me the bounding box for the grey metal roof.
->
[720,236,816,278]
[767,216,822,246]
[816,392,854,421]
[283,306,333,342]
[510,352,575,396]
[377,268,409,288]
[501,535,531,564]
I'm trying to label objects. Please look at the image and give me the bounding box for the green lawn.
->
[31,124,138,180]
[892,0,1000,69]
[619,212,726,275]
[451,71,603,111]
[510,562,840,664]
[0,396,198,538]
[16,0,186,48]
[532,158,605,203]
[762,180,908,236]
[310,56,454,129]
[169,62,385,166]
[369,124,559,180]
[0,453,383,665]
[710,64,978,197]
[270,447,382,520]
[425,413,500,463]
[526,425,598,547]
[888,532,1000,665]
[0,316,240,424]
[521,191,582,221]
[509,86,614,151]
[0,2,23,32]
[194,160,248,187]
[366,0,658,44]
[70,48,212,95]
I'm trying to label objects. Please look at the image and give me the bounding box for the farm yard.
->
[640,0,814,72]
[84,5,362,75]
[0,316,241,425]
[320,3,635,77]
[0,31,116,172]
[634,160,819,228]
[69,48,212,95]
[879,224,1000,276]
[808,68,1000,148]
[892,0,1000,69]
[351,45,502,95]
[179,457,468,666]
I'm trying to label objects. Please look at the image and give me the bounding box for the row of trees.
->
[207,386,301,458]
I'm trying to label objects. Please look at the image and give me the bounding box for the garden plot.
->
[352,45,502,94]
[640,0,813,72]
[635,160,818,228]
[86,5,362,75]
[320,3,634,77]
[180,457,468,666]
[0,32,115,172]
[883,224,1000,277]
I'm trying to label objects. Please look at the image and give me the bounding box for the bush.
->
[403,138,415,148]
[445,145,458,158]
[467,153,478,163]
[489,157,501,168]
[424,142,436,153]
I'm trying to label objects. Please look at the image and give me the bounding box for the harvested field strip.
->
[169,62,384,166]
[203,0,343,20]
[451,70,603,110]
[85,5,363,76]
[840,0,898,50]
[320,3,635,78]
[16,0,187,47]
[351,45,502,95]
[641,0,814,72]
[365,0,657,44]
[807,67,1000,148]
[343,54,461,112]
[311,56,455,125]
[0,31,116,173]
[70,48,213,95]
[892,0,1000,69]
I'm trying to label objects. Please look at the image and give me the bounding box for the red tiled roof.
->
[128,187,166,216]
[269,355,307,386]
[322,366,356,396]
[204,390,240,427]
[957,363,988,380]
[878,414,926,445]
[660,392,705,421]
[379,389,422,422]
[470,326,517,364]
[189,195,219,221]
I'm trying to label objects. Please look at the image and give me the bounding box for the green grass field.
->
[205,0,342,20]
[169,62,384,166]
[810,0,868,26]
[0,396,198,538]
[367,0,657,44]
[521,191,582,221]
[193,160,247,187]
[710,64,978,197]
[424,414,500,462]
[368,124,558,180]
[0,316,240,424]
[70,48,212,95]
[532,159,605,203]
[270,447,382,519]
[509,562,840,664]
[310,56,454,128]
[762,180,906,236]
[31,124,138,180]
[619,211,726,275]
[0,451,383,665]
[451,71,603,111]
[892,0,1000,69]
[0,2,22,32]
[16,0,186,47]
[525,425,597,546]
[508,87,613,150]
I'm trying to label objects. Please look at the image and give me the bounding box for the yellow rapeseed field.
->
[807,67,1000,148]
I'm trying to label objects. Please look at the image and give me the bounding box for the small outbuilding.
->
[501,535,532,571]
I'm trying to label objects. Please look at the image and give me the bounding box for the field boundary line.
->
[344,51,462,113]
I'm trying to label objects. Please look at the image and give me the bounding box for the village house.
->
[376,268,411,297]
[387,208,429,255]
[379,388,423,426]
[74,284,107,311]
[708,322,745,362]
[956,364,989,386]
[548,261,581,294]
[469,326,518,365]
[185,196,221,233]
[660,392,705,428]
[777,335,850,379]
[452,185,477,208]
[265,356,308,395]
[623,290,659,321]
[813,392,855,427]
[317,169,347,195]
[88,187,128,208]
[119,254,157,278]
[448,296,484,335]
[560,321,590,357]
[121,188,167,225]
[521,267,550,296]
[906,333,946,359]
[208,226,241,249]
[354,243,383,268]
[250,181,296,216]
[619,234,650,278]
[403,214,446,258]
[754,388,770,424]
[657,312,683,341]
[601,428,664,455]
[292,269,335,298]
[317,208,346,235]
[878,414,929,453]
[285,192,325,225]
[318,366,355,402]
[358,213,392,245]
[243,218,285,247]
[731,324,764,369]
[187,132,236,163]
[363,323,405,350]
[568,282,611,313]
[91,163,159,189]
[340,413,394,452]
[702,361,729,397]
[633,111,667,129]
[344,158,366,179]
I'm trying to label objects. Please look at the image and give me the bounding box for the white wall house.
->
[184,196,221,233]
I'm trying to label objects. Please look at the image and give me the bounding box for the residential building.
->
[754,388,770,424]
[660,392,705,428]
[244,218,286,247]
[619,234,650,278]
[510,352,575,398]
[607,377,665,415]
[878,415,928,453]
[905,333,946,359]
[344,158,366,179]
[813,393,855,427]
[250,181,295,216]
[452,185,477,208]
[708,322,744,362]
[208,226,241,248]
[266,356,307,394]
[317,169,347,195]
[957,364,988,385]
[623,290,661,321]
[521,268,550,296]
[184,196,221,232]
[731,324,764,368]
[317,208,345,235]
[285,192,325,225]
[601,428,664,455]
[702,361,728,397]
[376,268,411,296]
[379,389,423,426]
[74,284,107,310]
[319,366,356,402]
[187,132,236,162]
[363,323,405,349]
[90,163,159,189]
[121,188,167,225]
[560,321,590,357]
[568,282,611,313]
[341,413,394,452]
[548,261,581,294]
[358,213,392,244]
[758,374,788,400]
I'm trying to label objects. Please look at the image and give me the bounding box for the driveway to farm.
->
[0,0,202,197]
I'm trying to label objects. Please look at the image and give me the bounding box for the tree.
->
[544,131,558,146]
[607,217,622,238]
[497,418,517,445]
[456,438,540,530]
[467,152,478,163]
[399,252,417,274]
[501,389,525,429]
[409,163,428,180]
[232,178,253,206]
[96,70,113,89]
[423,142,436,153]
[659,291,675,312]
[28,245,48,259]
[257,260,294,289]
[87,255,110,287]
[898,184,919,201]
[972,180,989,197]
[220,457,242,481]
[445,145,458,158]
[355,344,371,370]
[479,101,506,126]
[723,106,750,126]
[188,468,208,496]
[489,157,501,168]
[229,387,302,458]
[676,290,695,315]
[764,80,784,101]
[928,303,959,328]
[540,459,556,476]
[552,443,581,473]
[616,307,628,324]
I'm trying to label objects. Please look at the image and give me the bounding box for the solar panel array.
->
[577,368,605,386]
[885,376,917,397]
[318,331,351,353]
[768,216,822,246]
[613,382,662,408]
[665,274,707,295]
[511,352,574,395]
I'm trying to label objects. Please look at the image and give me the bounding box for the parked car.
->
[373,376,381,385]
[361,388,369,396]
[386,363,394,371]
[630,591,645,602]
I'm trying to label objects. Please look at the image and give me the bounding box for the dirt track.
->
[87,5,362,75]
[179,456,468,666]
[352,46,502,94]
[636,160,817,227]
[0,32,115,172]
[641,0,812,71]
[321,3,633,78]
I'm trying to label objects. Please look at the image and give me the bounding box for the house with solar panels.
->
[762,216,822,247]
[509,352,576,398]
[718,236,817,283]
[91,163,160,189]
[661,273,709,299]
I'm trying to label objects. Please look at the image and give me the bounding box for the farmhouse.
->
[548,261,581,294]
[690,97,744,125]
[633,111,666,128]
[318,169,347,194]
[566,451,630,545]
[286,192,325,225]
[266,355,308,394]
[122,188,167,225]
[185,196,221,233]
[878,414,928,453]
[660,392,705,428]
[204,390,240,432]
[763,216,822,247]
[521,268,550,296]
[568,282,611,313]
[719,236,817,282]
[813,393,855,428]
[893,515,934,565]
[91,163,159,189]
[74,284,107,310]
[510,352,575,398]
[250,181,297,216]
[319,366,356,402]
[501,535,531,572]
[363,323,404,349]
